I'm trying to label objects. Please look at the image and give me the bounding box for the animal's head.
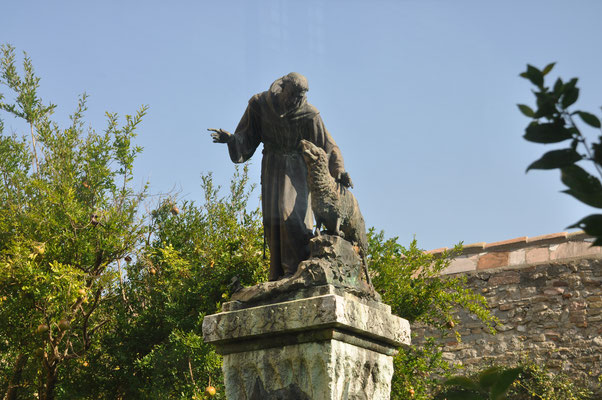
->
[299,139,326,165]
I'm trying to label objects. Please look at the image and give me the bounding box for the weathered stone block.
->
[508,249,526,266]
[543,287,564,295]
[443,254,477,274]
[203,292,409,399]
[477,252,509,270]
[222,340,394,400]
[526,247,549,264]
[488,271,520,286]
[550,242,601,260]
[589,301,602,309]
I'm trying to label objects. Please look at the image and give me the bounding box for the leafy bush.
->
[509,359,596,400]
[434,366,523,400]
[435,360,597,400]
[369,232,498,399]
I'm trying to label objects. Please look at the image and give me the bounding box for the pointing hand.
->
[207,128,232,143]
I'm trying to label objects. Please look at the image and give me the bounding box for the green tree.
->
[58,167,268,399]
[368,231,497,400]
[0,44,147,400]
[519,63,602,244]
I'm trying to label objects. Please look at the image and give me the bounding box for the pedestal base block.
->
[203,290,410,399]
[224,340,393,400]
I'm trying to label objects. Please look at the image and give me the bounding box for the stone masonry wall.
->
[413,231,602,385]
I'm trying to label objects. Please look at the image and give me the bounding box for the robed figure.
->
[209,73,352,281]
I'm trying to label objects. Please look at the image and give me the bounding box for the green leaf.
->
[526,149,582,171]
[567,214,602,236]
[524,64,544,87]
[523,122,572,144]
[565,77,579,90]
[562,188,602,208]
[517,104,535,118]
[490,367,522,400]
[542,62,556,76]
[553,78,564,96]
[562,87,579,109]
[478,366,502,389]
[592,142,602,165]
[534,91,557,118]
[561,165,602,208]
[577,111,601,128]
[444,376,479,390]
[436,389,484,400]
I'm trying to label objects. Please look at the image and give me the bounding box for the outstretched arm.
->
[208,96,262,163]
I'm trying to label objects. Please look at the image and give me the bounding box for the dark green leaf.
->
[553,78,564,96]
[478,366,502,389]
[592,142,602,165]
[562,87,579,109]
[562,189,602,208]
[565,77,579,90]
[561,165,602,191]
[577,111,601,128]
[542,62,556,76]
[444,376,479,390]
[491,367,522,400]
[435,390,483,400]
[561,165,602,208]
[526,149,582,171]
[523,122,572,144]
[592,237,602,246]
[571,138,579,151]
[525,64,544,87]
[567,214,602,236]
[517,104,535,118]
[534,91,557,118]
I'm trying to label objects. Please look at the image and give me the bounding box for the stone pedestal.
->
[203,287,410,399]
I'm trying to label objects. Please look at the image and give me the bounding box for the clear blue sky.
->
[2,1,602,250]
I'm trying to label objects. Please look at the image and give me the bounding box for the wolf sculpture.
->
[299,139,371,285]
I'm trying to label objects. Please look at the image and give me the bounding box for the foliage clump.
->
[435,359,597,400]
[81,167,267,399]
[0,44,147,399]
[368,231,497,399]
[519,62,602,244]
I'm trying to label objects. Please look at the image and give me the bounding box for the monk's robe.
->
[227,87,345,281]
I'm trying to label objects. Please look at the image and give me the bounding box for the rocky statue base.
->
[202,235,411,400]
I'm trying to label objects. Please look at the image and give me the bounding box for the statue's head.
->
[270,72,308,113]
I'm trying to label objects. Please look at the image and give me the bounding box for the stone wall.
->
[413,231,602,385]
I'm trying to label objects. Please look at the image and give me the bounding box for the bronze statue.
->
[209,72,352,281]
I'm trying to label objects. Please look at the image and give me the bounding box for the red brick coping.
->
[426,231,601,275]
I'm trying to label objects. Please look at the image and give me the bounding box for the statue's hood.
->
[265,76,318,121]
